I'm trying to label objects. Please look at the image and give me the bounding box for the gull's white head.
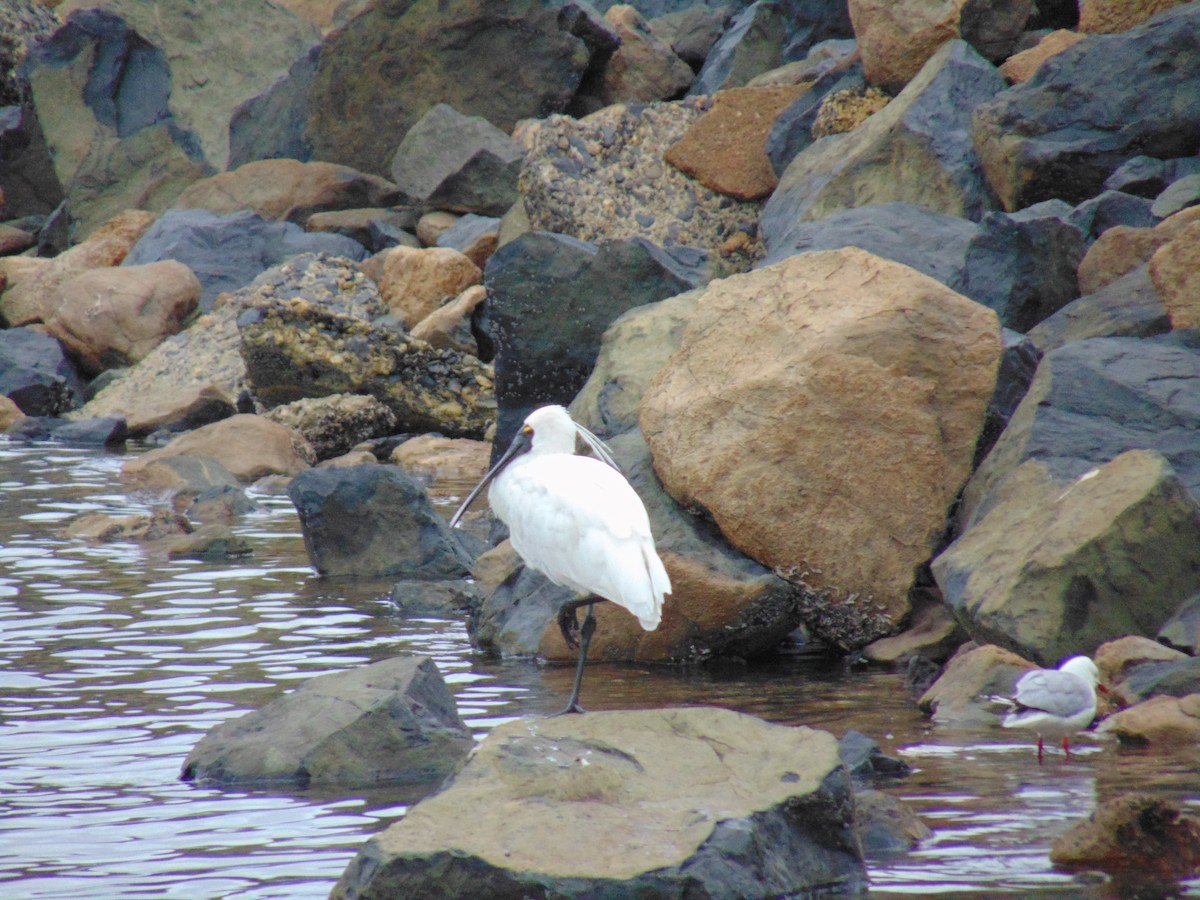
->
[1059,655,1101,687]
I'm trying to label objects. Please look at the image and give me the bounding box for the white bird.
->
[992,655,1105,763]
[449,405,671,714]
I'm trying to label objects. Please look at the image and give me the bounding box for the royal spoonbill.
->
[449,405,671,714]
[992,655,1104,763]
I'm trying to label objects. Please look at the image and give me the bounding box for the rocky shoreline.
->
[3,0,1200,894]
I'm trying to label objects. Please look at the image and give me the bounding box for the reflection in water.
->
[1,443,1198,898]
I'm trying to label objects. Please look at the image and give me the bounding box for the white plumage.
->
[450,405,670,712]
[993,655,1103,763]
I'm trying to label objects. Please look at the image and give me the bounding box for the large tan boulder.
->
[0,210,156,326]
[332,708,865,898]
[121,414,315,483]
[173,159,401,226]
[1149,220,1200,329]
[46,261,200,375]
[641,248,1000,646]
[374,245,482,328]
[1050,794,1200,879]
[848,0,1032,91]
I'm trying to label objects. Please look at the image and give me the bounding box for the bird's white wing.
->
[1012,669,1093,718]
[498,455,668,629]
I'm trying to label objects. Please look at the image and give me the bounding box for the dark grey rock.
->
[1026,265,1170,354]
[960,202,1085,332]
[7,415,127,447]
[974,328,1040,468]
[389,579,477,617]
[227,43,320,168]
[436,213,501,256]
[650,5,732,69]
[1120,657,1200,703]
[765,58,864,177]
[306,0,590,177]
[185,484,259,523]
[0,104,64,220]
[690,0,853,95]
[973,5,1200,210]
[1158,594,1200,655]
[1068,190,1158,242]
[763,41,1003,230]
[762,201,977,288]
[181,655,474,788]
[287,464,476,579]
[961,331,1200,528]
[1104,155,1200,199]
[123,209,367,311]
[389,103,521,216]
[838,731,911,782]
[0,327,85,416]
[854,790,930,856]
[481,231,698,452]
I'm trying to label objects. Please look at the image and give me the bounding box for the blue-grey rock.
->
[123,208,366,311]
[973,5,1200,210]
[7,414,127,447]
[765,58,865,177]
[1068,190,1158,242]
[762,201,977,288]
[1151,172,1200,218]
[763,41,1003,230]
[974,328,1040,468]
[690,0,852,94]
[961,331,1200,527]
[436,213,501,257]
[389,103,521,216]
[1104,155,1200,199]
[287,464,475,579]
[0,104,63,220]
[227,43,320,168]
[481,231,700,453]
[1158,594,1200,655]
[960,202,1085,332]
[1026,265,1170,354]
[0,327,85,416]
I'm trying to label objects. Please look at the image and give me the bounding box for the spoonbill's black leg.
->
[554,600,600,715]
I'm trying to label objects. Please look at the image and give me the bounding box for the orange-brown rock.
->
[665,85,810,200]
[121,414,315,483]
[46,261,201,375]
[998,30,1084,83]
[641,248,1001,642]
[1149,220,1200,329]
[1078,0,1190,33]
[1050,793,1200,880]
[173,159,400,226]
[0,209,156,326]
[375,246,482,329]
[410,284,488,353]
[598,5,693,105]
[1097,693,1200,747]
[1076,204,1200,295]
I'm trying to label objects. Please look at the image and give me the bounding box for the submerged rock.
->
[332,707,866,898]
[182,655,473,788]
[288,464,475,579]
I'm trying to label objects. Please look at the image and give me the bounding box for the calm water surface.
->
[1,441,1197,898]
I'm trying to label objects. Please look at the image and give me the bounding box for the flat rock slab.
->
[333,707,866,898]
[181,655,473,788]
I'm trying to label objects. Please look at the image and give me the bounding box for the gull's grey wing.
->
[1012,669,1092,718]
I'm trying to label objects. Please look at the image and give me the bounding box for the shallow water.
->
[1,442,1197,899]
